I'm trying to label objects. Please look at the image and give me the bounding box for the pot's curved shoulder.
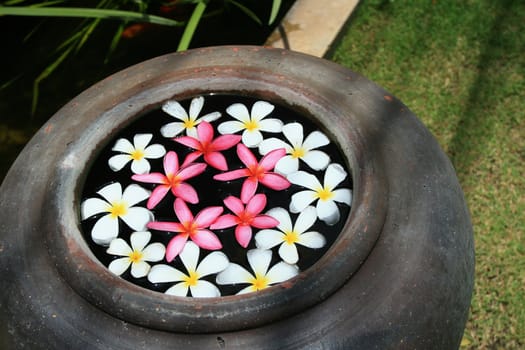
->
[0,46,474,350]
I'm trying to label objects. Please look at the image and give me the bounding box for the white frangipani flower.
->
[108,133,166,174]
[80,182,153,246]
[255,206,326,264]
[216,249,299,295]
[147,241,229,298]
[258,122,330,174]
[160,96,221,138]
[218,101,283,147]
[106,231,165,278]
[288,163,352,225]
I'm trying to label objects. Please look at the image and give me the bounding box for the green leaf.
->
[269,0,282,25]
[0,6,184,27]
[228,0,262,26]
[177,1,207,51]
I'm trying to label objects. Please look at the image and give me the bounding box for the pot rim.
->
[43,46,388,333]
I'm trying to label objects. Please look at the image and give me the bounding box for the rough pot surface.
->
[0,46,474,349]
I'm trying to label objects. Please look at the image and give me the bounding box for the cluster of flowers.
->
[80,96,352,297]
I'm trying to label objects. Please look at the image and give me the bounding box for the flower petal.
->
[333,188,352,206]
[179,241,200,271]
[294,206,317,233]
[298,231,326,249]
[133,133,153,149]
[251,101,274,121]
[258,138,290,155]
[162,100,188,120]
[278,243,299,264]
[247,249,272,276]
[131,172,167,185]
[241,130,263,148]
[143,144,166,159]
[246,193,267,216]
[108,258,131,276]
[200,111,222,123]
[317,199,340,225]
[81,198,110,219]
[196,121,214,143]
[210,134,241,151]
[172,182,200,204]
[108,154,131,172]
[287,171,321,190]
[130,158,150,175]
[174,135,202,150]
[303,131,330,150]
[301,150,330,171]
[236,143,257,167]
[266,261,299,284]
[194,206,224,228]
[266,207,292,232]
[217,120,245,135]
[174,198,193,223]
[112,138,135,153]
[216,263,253,286]
[166,234,189,262]
[226,103,250,122]
[91,214,119,246]
[274,156,299,175]
[192,230,222,250]
[129,231,151,251]
[188,96,204,119]
[130,261,151,278]
[196,251,229,277]
[259,118,283,133]
[176,164,207,181]
[260,148,286,170]
[235,225,253,248]
[222,196,244,215]
[213,168,250,181]
[146,185,170,209]
[324,163,348,188]
[191,280,221,298]
[236,285,257,295]
[97,182,122,203]
[107,238,132,256]
[148,264,185,283]
[141,243,166,262]
[260,173,290,191]
[282,123,304,146]
[163,151,179,175]
[252,215,279,229]
[254,229,284,249]
[210,214,238,230]
[240,178,258,204]
[165,283,189,297]
[121,207,152,231]
[122,184,151,207]
[160,122,186,138]
[204,152,228,171]
[289,190,317,213]
[147,221,184,233]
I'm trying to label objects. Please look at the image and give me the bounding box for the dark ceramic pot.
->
[0,46,474,349]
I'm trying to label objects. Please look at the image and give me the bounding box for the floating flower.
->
[108,133,166,174]
[174,121,241,171]
[217,101,283,147]
[106,231,165,278]
[211,194,279,248]
[288,163,352,225]
[258,122,330,174]
[216,249,299,295]
[161,96,221,138]
[255,206,326,264]
[80,182,152,246]
[213,143,290,203]
[147,198,223,262]
[132,151,206,209]
[148,241,228,297]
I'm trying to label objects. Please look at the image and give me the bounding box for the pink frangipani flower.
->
[213,143,290,203]
[210,194,279,248]
[132,151,206,209]
[147,198,224,262]
[174,121,241,171]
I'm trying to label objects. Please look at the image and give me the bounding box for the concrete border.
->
[265,0,360,57]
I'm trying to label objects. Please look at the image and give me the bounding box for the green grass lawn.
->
[330,0,524,348]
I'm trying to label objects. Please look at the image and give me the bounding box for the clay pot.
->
[0,46,474,349]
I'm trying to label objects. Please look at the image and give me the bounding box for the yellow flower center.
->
[291,146,305,159]
[244,119,259,132]
[284,230,299,245]
[184,119,196,129]
[183,270,199,287]
[130,148,145,161]
[128,250,143,264]
[316,187,334,202]
[249,273,269,291]
[108,201,128,218]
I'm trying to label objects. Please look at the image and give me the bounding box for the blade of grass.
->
[104,22,126,64]
[75,18,101,53]
[0,6,184,27]
[228,0,262,26]
[269,0,281,25]
[177,1,207,51]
